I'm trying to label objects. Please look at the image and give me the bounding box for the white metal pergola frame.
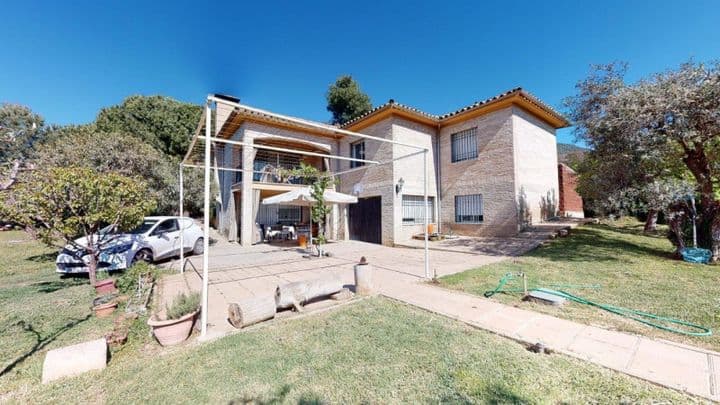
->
[180,95,431,337]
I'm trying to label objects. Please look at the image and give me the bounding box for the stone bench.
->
[42,338,107,384]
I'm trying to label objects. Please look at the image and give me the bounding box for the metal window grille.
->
[402,195,435,225]
[455,194,483,223]
[451,127,478,163]
[253,150,303,182]
[350,141,365,168]
[277,206,302,222]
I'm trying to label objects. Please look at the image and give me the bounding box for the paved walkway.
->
[159,233,719,401]
[377,274,720,402]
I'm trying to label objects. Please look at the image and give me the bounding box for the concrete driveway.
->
[158,237,530,337]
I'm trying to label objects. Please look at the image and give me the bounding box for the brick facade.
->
[213,90,566,246]
[558,163,584,218]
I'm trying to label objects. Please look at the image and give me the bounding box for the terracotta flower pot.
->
[94,278,117,295]
[93,302,118,318]
[147,310,198,346]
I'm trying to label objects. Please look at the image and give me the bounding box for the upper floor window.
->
[455,194,483,223]
[350,141,365,168]
[402,195,435,225]
[451,127,478,163]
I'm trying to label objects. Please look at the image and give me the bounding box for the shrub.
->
[117,262,160,295]
[166,292,200,320]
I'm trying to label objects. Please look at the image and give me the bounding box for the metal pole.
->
[179,163,184,273]
[207,96,430,152]
[201,100,211,337]
[691,195,698,248]
[423,149,430,279]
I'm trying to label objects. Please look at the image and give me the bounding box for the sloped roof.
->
[342,87,569,130]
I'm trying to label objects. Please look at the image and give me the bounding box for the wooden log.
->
[227,296,276,329]
[275,275,344,311]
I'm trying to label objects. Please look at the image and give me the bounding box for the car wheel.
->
[132,249,153,265]
[192,238,204,255]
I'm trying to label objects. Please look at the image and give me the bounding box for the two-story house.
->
[210,88,569,246]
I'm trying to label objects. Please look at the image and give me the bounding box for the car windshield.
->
[99,225,116,235]
[129,219,158,234]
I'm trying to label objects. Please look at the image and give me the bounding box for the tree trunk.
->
[88,254,98,287]
[644,209,658,233]
[227,296,276,329]
[275,276,344,311]
[712,214,720,262]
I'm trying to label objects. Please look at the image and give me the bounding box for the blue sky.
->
[2,0,718,145]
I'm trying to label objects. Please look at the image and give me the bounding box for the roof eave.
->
[343,105,438,131]
[439,92,569,129]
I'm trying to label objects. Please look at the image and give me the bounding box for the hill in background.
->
[557,142,588,167]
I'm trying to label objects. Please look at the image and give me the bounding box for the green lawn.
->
[440,219,720,352]
[0,229,697,403]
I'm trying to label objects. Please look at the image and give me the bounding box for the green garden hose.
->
[484,273,712,337]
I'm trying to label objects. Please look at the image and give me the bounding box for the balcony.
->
[231,149,326,191]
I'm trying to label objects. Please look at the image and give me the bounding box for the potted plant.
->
[147,292,200,346]
[94,271,117,295]
[92,294,118,318]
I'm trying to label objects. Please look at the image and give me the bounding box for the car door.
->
[148,219,180,259]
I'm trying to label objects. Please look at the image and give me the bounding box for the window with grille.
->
[455,194,483,223]
[451,127,478,163]
[402,195,435,225]
[253,150,303,183]
[277,206,301,222]
[350,141,365,168]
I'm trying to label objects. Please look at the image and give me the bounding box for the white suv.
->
[56,216,204,274]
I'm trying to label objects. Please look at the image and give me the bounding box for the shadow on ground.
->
[530,226,673,263]
[30,279,87,294]
[0,314,92,378]
[228,385,324,405]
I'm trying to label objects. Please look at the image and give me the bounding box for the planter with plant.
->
[148,292,200,346]
[94,271,117,295]
[92,293,118,317]
[288,163,335,257]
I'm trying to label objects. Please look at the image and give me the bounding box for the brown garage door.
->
[349,196,382,244]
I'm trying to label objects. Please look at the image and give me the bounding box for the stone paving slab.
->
[376,278,720,402]
[158,239,720,401]
[42,338,107,384]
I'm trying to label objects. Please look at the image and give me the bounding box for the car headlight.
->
[105,243,133,254]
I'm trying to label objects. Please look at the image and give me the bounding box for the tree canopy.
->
[565,61,720,257]
[0,103,46,190]
[3,167,154,285]
[326,75,372,125]
[96,95,202,157]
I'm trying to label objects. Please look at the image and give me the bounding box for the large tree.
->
[326,75,372,125]
[0,103,45,190]
[95,95,202,158]
[3,167,154,286]
[566,61,720,257]
[33,128,190,214]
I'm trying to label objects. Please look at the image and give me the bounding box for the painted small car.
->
[56,216,204,274]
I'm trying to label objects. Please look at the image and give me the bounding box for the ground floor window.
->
[402,195,435,225]
[277,206,302,222]
[455,194,483,223]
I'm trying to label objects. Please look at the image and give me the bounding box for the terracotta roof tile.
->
[342,87,568,129]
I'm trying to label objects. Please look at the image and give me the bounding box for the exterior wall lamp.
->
[395,177,404,195]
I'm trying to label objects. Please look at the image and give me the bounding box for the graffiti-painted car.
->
[56,216,204,274]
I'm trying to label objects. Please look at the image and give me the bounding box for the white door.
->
[148,219,180,259]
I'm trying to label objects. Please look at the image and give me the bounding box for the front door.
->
[348,196,382,244]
